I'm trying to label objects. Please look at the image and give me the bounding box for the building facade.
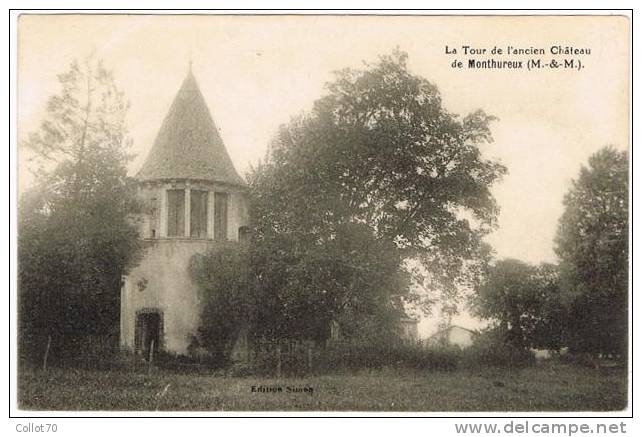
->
[398,317,419,342]
[428,325,476,349]
[120,69,249,356]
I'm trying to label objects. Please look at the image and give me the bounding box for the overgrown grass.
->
[18,363,627,412]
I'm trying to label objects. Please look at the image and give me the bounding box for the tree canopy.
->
[247,50,507,340]
[472,259,565,350]
[555,146,629,355]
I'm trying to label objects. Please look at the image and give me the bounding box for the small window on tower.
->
[149,197,158,239]
[190,190,208,239]
[167,189,185,237]
[214,192,229,241]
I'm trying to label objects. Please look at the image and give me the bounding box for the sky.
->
[17,14,630,337]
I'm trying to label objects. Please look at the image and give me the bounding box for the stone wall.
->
[121,239,212,354]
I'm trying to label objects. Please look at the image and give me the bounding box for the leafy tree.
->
[18,55,140,365]
[189,242,254,365]
[472,259,565,350]
[249,222,410,343]
[555,146,628,356]
[248,50,506,340]
[528,263,566,350]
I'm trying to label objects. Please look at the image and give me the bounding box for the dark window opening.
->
[167,189,185,237]
[149,197,158,239]
[214,192,229,241]
[134,311,163,358]
[238,226,250,243]
[190,190,208,238]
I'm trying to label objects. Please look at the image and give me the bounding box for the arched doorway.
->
[134,309,163,359]
[238,226,250,243]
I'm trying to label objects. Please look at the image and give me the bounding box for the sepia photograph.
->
[13,12,630,414]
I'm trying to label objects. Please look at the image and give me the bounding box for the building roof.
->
[136,70,246,186]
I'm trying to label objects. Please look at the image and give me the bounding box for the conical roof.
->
[137,70,245,186]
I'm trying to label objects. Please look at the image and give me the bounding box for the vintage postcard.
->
[13,12,631,417]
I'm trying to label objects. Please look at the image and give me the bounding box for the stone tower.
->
[120,69,249,356]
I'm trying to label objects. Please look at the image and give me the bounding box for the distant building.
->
[399,316,419,342]
[120,68,249,356]
[428,325,477,348]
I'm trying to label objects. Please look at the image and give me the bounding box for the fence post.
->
[148,340,155,374]
[276,344,281,378]
[388,343,391,367]
[42,335,51,371]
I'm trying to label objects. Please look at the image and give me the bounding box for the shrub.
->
[461,329,535,369]
[50,335,120,370]
[316,339,461,372]
[189,243,254,366]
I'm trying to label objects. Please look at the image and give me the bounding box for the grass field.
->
[18,363,627,412]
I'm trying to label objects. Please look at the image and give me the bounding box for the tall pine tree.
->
[19,55,141,365]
